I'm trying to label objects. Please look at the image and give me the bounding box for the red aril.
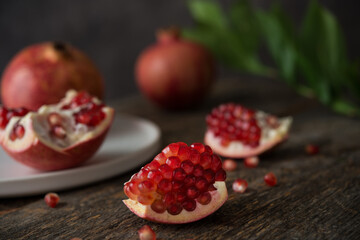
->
[205,103,292,158]
[44,192,60,208]
[232,179,248,193]
[135,28,215,110]
[123,142,228,224]
[0,90,114,171]
[264,172,277,186]
[305,144,319,155]
[223,159,237,171]
[244,156,259,168]
[138,225,156,240]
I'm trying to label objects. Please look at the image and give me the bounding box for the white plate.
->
[0,114,161,198]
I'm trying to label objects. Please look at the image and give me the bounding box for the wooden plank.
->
[1,78,359,239]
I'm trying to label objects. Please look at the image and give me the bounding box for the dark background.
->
[0,0,359,101]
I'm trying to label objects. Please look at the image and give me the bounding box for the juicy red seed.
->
[305,144,319,155]
[157,179,172,194]
[193,165,204,177]
[215,169,226,181]
[166,156,181,169]
[137,194,154,205]
[190,143,205,153]
[15,124,25,139]
[124,184,136,200]
[181,160,194,174]
[200,152,212,169]
[164,192,176,206]
[182,199,196,211]
[52,126,67,139]
[138,181,156,193]
[167,203,183,215]
[89,111,105,126]
[264,172,277,186]
[48,113,62,126]
[14,107,29,116]
[72,91,92,106]
[203,169,215,183]
[208,184,217,191]
[195,177,209,192]
[176,192,187,203]
[147,170,162,184]
[184,175,196,187]
[172,180,184,191]
[232,179,248,193]
[138,169,150,180]
[186,186,200,199]
[129,182,141,195]
[197,192,212,205]
[0,116,9,129]
[138,225,156,240]
[75,113,91,125]
[211,155,222,172]
[189,149,201,164]
[154,152,167,164]
[159,165,173,179]
[204,145,213,154]
[9,129,17,141]
[223,159,237,171]
[244,156,259,168]
[173,168,186,181]
[178,146,191,161]
[0,107,8,117]
[163,143,180,157]
[44,192,60,208]
[151,199,166,213]
[145,161,161,171]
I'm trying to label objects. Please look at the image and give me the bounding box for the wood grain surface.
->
[1,78,359,240]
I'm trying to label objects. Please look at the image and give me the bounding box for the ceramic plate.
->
[0,114,161,198]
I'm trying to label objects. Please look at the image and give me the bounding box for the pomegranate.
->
[123,142,228,224]
[135,28,215,110]
[204,103,292,158]
[0,90,114,171]
[1,42,104,111]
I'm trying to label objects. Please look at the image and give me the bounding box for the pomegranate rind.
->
[123,181,228,224]
[205,117,292,158]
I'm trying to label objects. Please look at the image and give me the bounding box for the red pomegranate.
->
[1,42,104,111]
[123,142,228,224]
[0,90,114,171]
[135,28,215,110]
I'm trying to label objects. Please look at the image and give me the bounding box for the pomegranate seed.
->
[75,112,91,125]
[200,152,212,169]
[193,164,204,177]
[244,156,259,168]
[305,144,319,155]
[178,145,191,161]
[232,179,248,193]
[195,177,209,192]
[138,225,156,240]
[159,165,172,179]
[138,169,150,180]
[70,238,82,240]
[181,160,194,174]
[164,192,176,206]
[172,180,184,191]
[151,199,166,213]
[14,124,25,139]
[214,169,226,181]
[163,142,181,157]
[147,170,162,184]
[145,161,160,171]
[138,181,156,193]
[264,172,277,186]
[44,192,60,208]
[154,152,167,164]
[137,194,154,205]
[223,159,237,171]
[173,168,186,181]
[197,192,212,205]
[184,175,195,187]
[157,179,172,194]
[189,149,201,164]
[190,143,205,153]
[182,199,196,211]
[129,182,141,195]
[14,107,29,116]
[166,156,181,169]
[52,125,67,139]
[186,186,200,199]
[210,155,222,172]
[167,203,183,215]
[203,169,215,183]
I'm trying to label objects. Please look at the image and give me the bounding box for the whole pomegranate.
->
[135,28,215,110]
[1,42,104,111]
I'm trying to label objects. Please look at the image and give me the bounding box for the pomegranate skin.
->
[1,42,104,111]
[135,31,215,110]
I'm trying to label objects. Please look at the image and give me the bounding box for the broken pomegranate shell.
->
[0,90,114,171]
[123,142,228,224]
[204,103,292,158]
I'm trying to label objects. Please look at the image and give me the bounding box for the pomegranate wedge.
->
[0,90,114,171]
[205,103,292,158]
[123,142,228,224]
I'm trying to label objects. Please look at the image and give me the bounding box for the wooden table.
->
[1,78,359,239]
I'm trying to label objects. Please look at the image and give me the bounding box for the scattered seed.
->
[44,192,60,208]
[264,172,277,186]
[138,225,156,240]
[232,179,248,193]
[223,159,237,171]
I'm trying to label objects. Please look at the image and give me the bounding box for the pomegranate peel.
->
[123,142,228,224]
[205,103,292,158]
[0,90,114,171]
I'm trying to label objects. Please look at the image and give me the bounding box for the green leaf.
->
[187,0,227,29]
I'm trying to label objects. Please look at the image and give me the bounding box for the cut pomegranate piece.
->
[0,90,114,171]
[204,103,292,158]
[123,142,228,224]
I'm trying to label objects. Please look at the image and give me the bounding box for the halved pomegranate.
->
[0,90,114,171]
[123,142,228,224]
[204,103,292,158]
